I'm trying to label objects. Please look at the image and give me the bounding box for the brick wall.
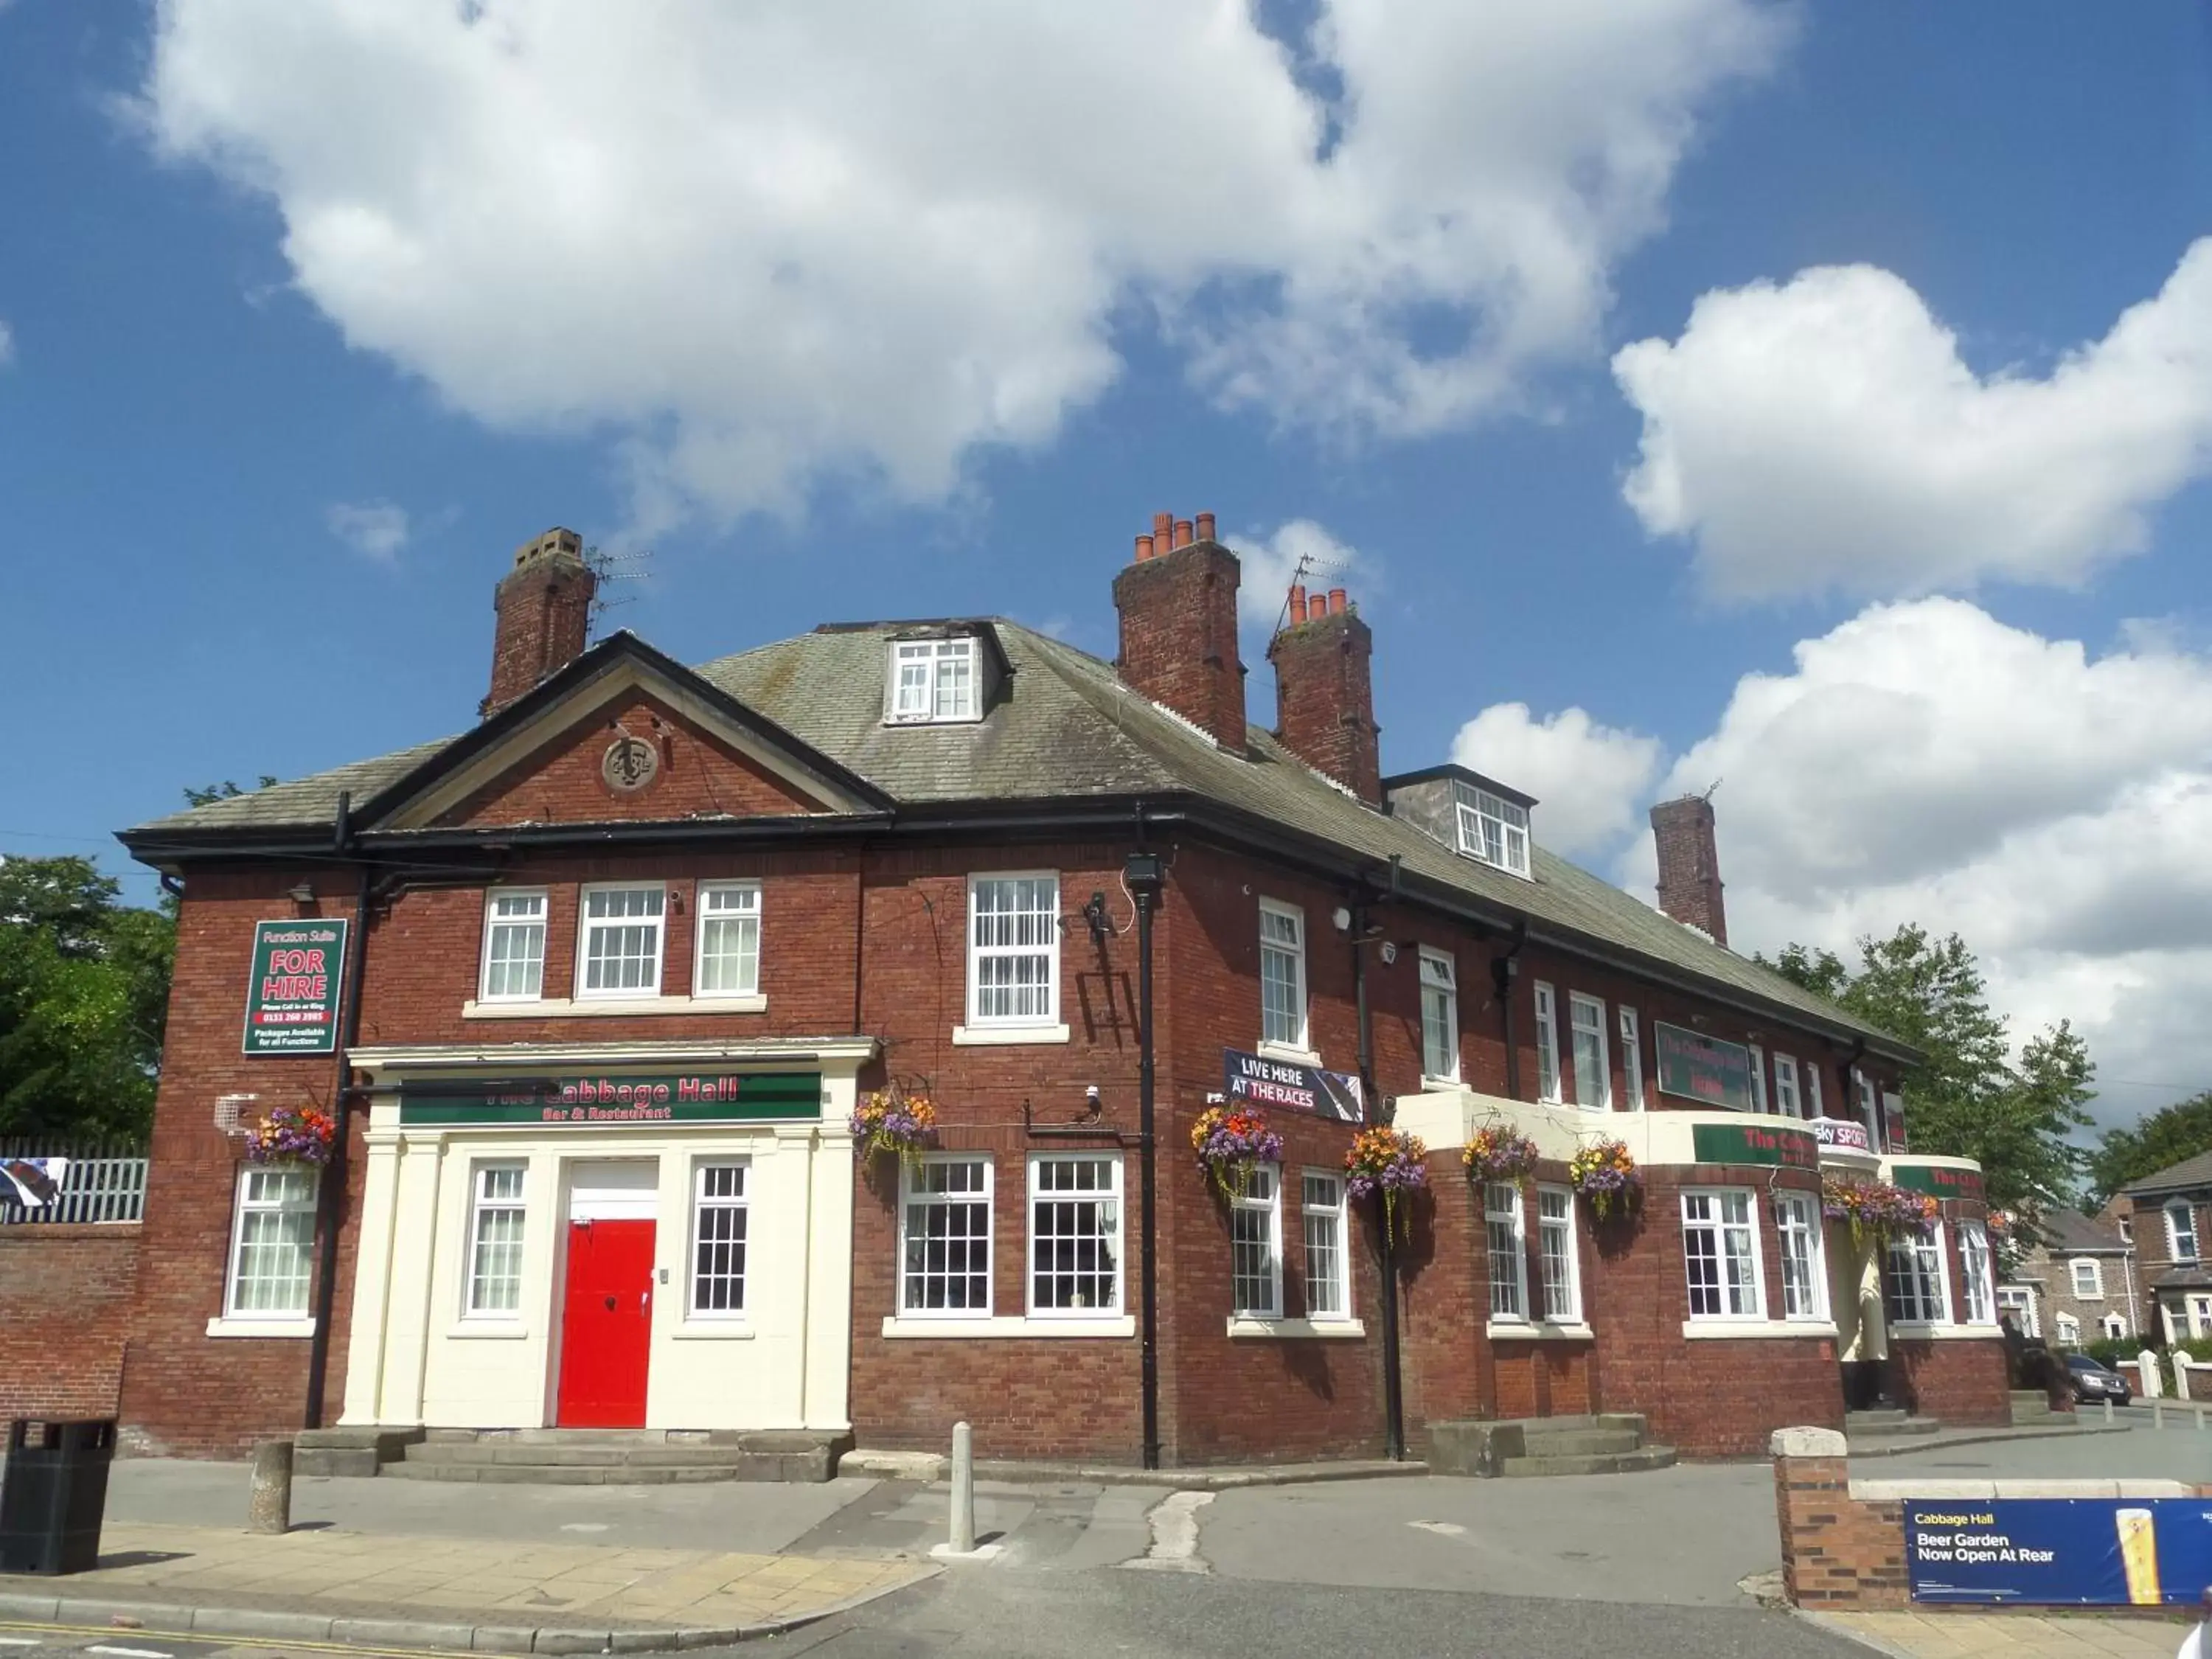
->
[1771,1439,1909,1609]
[0,1224,142,1423]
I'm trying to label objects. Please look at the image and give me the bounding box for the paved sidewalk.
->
[0,1520,931,1651]
[1810,1608,2194,1657]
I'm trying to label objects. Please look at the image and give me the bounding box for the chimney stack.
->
[482,527,596,719]
[1268,587,1381,804]
[1113,508,1247,751]
[1650,794,1728,946]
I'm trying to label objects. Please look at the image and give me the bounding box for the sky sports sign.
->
[242,918,349,1055]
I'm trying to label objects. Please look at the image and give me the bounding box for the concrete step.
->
[1515,1429,1644,1458]
[1846,1416,1941,1438]
[404,1442,757,1467]
[2011,1406,2077,1427]
[384,1461,762,1485]
[1499,1446,1678,1478]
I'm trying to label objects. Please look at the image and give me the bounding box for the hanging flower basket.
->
[1461,1125,1542,1189]
[246,1104,336,1167]
[851,1090,938,1166]
[1346,1126,1428,1242]
[1190,1106,1284,1198]
[1821,1176,1936,1246]
[1568,1138,1641,1222]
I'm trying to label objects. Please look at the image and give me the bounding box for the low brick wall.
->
[0,1223,143,1424]
[1770,1425,2210,1610]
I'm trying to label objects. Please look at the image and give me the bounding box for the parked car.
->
[2065,1352,2133,1405]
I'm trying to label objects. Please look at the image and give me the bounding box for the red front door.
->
[556,1218,655,1427]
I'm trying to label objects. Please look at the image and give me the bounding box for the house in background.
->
[2123,1152,2212,1343]
[1996,1207,2136,1348]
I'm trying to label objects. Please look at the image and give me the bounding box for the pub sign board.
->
[1653,1022,1754,1112]
[1907,1498,2212,1606]
[1690,1121,1818,1170]
[1891,1162,1985,1203]
[242,918,349,1055]
[1222,1049,1365,1124]
[397,1072,825,1129]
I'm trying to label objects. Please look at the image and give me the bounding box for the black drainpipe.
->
[1124,813,1165,1472]
[1492,920,1528,1099]
[305,793,369,1430]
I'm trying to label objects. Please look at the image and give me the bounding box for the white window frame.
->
[1958,1222,1996,1325]
[1772,1054,1801,1119]
[224,1166,319,1319]
[2055,1312,2081,1346]
[1486,1181,1527,1323]
[1229,1164,1283,1319]
[1453,781,1531,878]
[1300,1170,1353,1323]
[966,872,1061,1029]
[1618,1006,1644,1111]
[1855,1070,1879,1141]
[898,1155,994,1318]
[1774,1192,1827,1322]
[1807,1064,1826,1121]
[574,882,667,1001]
[688,1161,750,1319]
[2103,1312,2126,1341]
[479,888,549,1003]
[1026,1153,1124,1319]
[1258,898,1310,1054]
[464,1162,529,1318]
[1996,1284,2038,1338]
[1533,981,1562,1104]
[1681,1189,1766,1322]
[1419,949,1459,1081]
[2168,1201,2199,1265]
[1568,992,1611,1111]
[1537,1186,1581,1324]
[887,636,980,724]
[693,880,762,998]
[1748,1045,1769,1114]
[2070,1258,2104,1300]
[1885,1222,1951,1326]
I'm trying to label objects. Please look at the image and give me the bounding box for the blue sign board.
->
[1222,1048,1365,1124]
[1908,1499,2212,1606]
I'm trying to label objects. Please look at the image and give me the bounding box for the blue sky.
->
[3,2,2208,1123]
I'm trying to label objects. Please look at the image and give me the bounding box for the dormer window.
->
[1454,780,1531,878]
[889,637,978,723]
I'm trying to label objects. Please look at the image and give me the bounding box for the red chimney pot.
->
[1289,585,1307,624]
[1329,588,1348,615]
[1195,511,1217,542]
[1174,518,1194,549]
[1135,534,1155,562]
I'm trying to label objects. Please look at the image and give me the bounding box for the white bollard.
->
[949,1420,975,1555]
[2104,1397,2115,1426]
[2154,1400,2167,1430]
[2138,1350,2163,1399]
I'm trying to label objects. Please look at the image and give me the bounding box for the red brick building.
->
[110,515,2006,1467]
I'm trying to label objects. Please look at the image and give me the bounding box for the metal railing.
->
[0,1141,149,1225]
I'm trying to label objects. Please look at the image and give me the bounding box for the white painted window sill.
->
[1680,1320,1839,1340]
[448,1321,530,1340]
[1256,1042,1323,1068]
[950,1023,1071,1046]
[465,995,767,1019]
[1487,1321,1595,1342]
[1420,1075,1461,1091]
[881,1315,1135,1339]
[670,1322,755,1340]
[1225,1316,1367,1340]
[1888,1322,2001,1341]
[206,1316,316,1339]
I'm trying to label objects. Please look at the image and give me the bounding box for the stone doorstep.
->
[0,1564,936,1656]
[838,1450,1425,1488]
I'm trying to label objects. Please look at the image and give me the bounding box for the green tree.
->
[2087,1091,2212,1206]
[1764,925,2093,1219]
[0,856,175,1143]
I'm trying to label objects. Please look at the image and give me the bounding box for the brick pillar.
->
[1650,793,1728,946]
[1268,590,1381,804]
[1112,511,1247,751]
[481,527,596,719]
[1770,1426,1907,1608]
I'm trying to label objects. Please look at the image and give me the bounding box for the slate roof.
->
[121,620,1907,1054]
[2028,1208,2130,1255]
[2125,1150,2212,1197]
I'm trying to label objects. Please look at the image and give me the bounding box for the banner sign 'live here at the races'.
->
[242,919,349,1055]
[1222,1049,1365,1124]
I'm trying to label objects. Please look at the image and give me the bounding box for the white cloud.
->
[1452,702,1663,857]
[139,0,1786,525]
[0,319,13,366]
[1231,518,1368,636]
[326,499,411,561]
[1630,598,2212,1126]
[1613,239,2212,601]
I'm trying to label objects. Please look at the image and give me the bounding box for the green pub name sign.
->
[1654,1022,1755,1113]
[242,918,349,1055]
[1691,1121,1818,1170]
[1889,1162,1985,1203]
[398,1072,824,1128]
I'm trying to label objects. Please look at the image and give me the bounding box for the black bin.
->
[0,1419,116,1574]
